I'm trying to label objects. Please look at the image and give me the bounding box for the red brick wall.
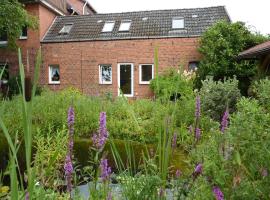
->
[0,3,40,77]
[41,37,201,98]
[39,4,57,40]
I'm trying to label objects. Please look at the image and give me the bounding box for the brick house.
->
[0,0,96,92]
[41,6,230,98]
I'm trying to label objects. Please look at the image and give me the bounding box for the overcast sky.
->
[89,0,269,35]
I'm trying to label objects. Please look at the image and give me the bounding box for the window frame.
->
[19,26,28,40]
[118,20,132,32]
[48,65,60,84]
[117,63,134,97]
[99,64,112,84]
[0,33,8,45]
[102,21,115,33]
[139,64,154,85]
[172,17,185,29]
[59,23,73,35]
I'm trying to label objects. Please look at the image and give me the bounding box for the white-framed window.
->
[102,21,115,32]
[49,65,60,84]
[19,26,27,40]
[99,64,112,84]
[172,17,184,29]
[139,64,154,84]
[119,20,131,32]
[59,24,73,35]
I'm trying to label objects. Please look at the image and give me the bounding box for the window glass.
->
[49,65,60,84]
[140,64,153,84]
[100,64,112,84]
[119,21,131,31]
[20,26,27,38]
[188,61,199,71]
[172,17,184,29]
[59,24,73,34]
[102,22,115,32]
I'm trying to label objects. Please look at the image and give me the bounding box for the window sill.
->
[48,82,60,85]
[99,82,112,85]
[139,81,150,85]
[19,36,28,40]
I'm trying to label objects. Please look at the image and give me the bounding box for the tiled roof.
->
[238,40,270,59]
[42,6,230,43]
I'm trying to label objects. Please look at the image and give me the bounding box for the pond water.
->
[0,136,189,185]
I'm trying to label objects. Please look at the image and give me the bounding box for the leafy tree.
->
[195,21,268,95]
[0,0,37,49]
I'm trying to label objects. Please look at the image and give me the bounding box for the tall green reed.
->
[0,48,41,199]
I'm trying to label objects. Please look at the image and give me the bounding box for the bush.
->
[251,78,270,110]
[191,98,270,199]
[199,77,241,121]
[195,20,267,95]
[150,68,195,101]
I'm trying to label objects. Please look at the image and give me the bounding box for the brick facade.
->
[41,37,201,98]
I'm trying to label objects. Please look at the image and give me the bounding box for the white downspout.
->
[83,0,88,15]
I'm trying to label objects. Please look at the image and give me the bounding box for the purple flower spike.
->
[195,95,201,119]
[64,154,73,193]
[195,128,201,141]
[261,168,268,177]
[220,109,229,133]
[195,163,202,174]
[106,192,112,200]
[212,186,224,200]
[172,132,177,149]
[92,112,109,150]
[100,158,111,182]
[25,192,29,200]
[175,169,181,178]
[188,125,193,134]
[68,107,75,133]
[158,187,164,197]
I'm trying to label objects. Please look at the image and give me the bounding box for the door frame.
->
[117,63,134,97]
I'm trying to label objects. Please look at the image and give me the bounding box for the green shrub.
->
[33,127,68,190]
[191,98,270,199]
[150,68,195,101]
[199,77,241,121]
[251,78,270,110]
[195,20,267,95]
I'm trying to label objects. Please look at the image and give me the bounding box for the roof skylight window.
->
[102,21,115,32]
[172,17,184,29]
[59,23,73,34]
[119,20,131,31]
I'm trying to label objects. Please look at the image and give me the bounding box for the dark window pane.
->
[21,26,27,37]
[141,65,152,82]
[188,61,199,71]
[0,32,7,41]
[120,64,131,95]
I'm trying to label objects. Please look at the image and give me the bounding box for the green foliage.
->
[0,0,38,49]
[191,98,270,199]
[251,78,270,110]
[199,77,241,120]
[33,127,68,190]
[196,20,268,94]
[150,68,195,101]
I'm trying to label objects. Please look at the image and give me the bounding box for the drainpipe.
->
[83,0,88,15]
